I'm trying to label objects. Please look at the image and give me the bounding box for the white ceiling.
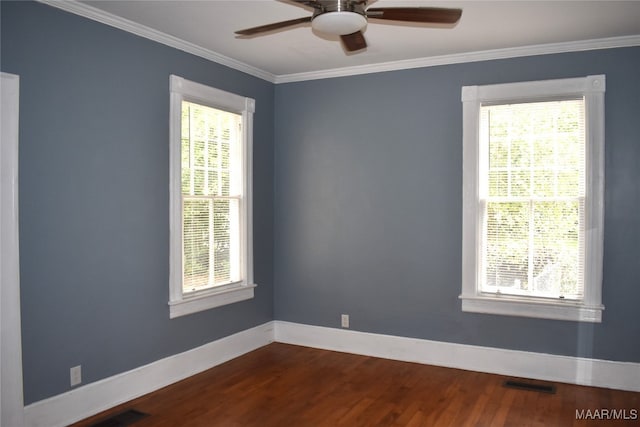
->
[67,1,640,81]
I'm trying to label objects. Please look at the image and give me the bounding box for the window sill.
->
[459,294,603,323]
[169,284,257,319]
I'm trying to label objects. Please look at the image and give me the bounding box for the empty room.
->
[1,1,639,426]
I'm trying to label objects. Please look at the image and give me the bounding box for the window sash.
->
[182,194,242,293]
[181,100,243,294]
[479,198,585,300]
[477,98,586,301]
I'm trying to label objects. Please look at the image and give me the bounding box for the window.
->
[460,75,605,322]
[169,75,256,318]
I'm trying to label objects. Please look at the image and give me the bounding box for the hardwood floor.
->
[71,343,639,427]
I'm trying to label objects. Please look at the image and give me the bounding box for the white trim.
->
[23,322,274,427]
[36,1,640,83]
[274,321,640,393]
[169,76,256,115]
[1,72,25,427]
[460,75,606,322]
[37,0,276,83]
[275,35,640,83]
[168,75,257,318]
[460,296,602,323]
[168,284,257,319]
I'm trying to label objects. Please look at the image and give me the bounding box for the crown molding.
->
[37,1,640,85]
[274,35,640,83]
[37,0,277,83]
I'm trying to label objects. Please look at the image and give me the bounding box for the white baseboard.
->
[274,321,640,393]
[22,320,640,426]
[23,322,275,427]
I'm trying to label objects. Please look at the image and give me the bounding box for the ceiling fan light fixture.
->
[311,11,367,36]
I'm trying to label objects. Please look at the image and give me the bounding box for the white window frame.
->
[460,75,605,323]
[169,75,256,318]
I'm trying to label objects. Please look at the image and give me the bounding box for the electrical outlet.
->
[341,314,349,328]
[70,365,82,387]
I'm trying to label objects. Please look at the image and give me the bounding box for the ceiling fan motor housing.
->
[311,0,368,36]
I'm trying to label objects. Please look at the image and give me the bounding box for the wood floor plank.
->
[71,343,639,427]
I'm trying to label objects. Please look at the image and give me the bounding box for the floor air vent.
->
[503,379,556,394]
[89,409,149,427]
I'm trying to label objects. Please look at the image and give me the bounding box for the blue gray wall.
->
[274,47,640,363]
[1,2,274,404]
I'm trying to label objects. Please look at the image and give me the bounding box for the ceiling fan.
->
[235,0,462,52]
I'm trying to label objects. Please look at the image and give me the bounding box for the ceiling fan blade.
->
[288,0,321,7]
[235,16,312,36]
[366,7,462,24]
[341,31,367,52]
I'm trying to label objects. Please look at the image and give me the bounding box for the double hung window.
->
[460,75,605,322]
[169,75,255,318]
